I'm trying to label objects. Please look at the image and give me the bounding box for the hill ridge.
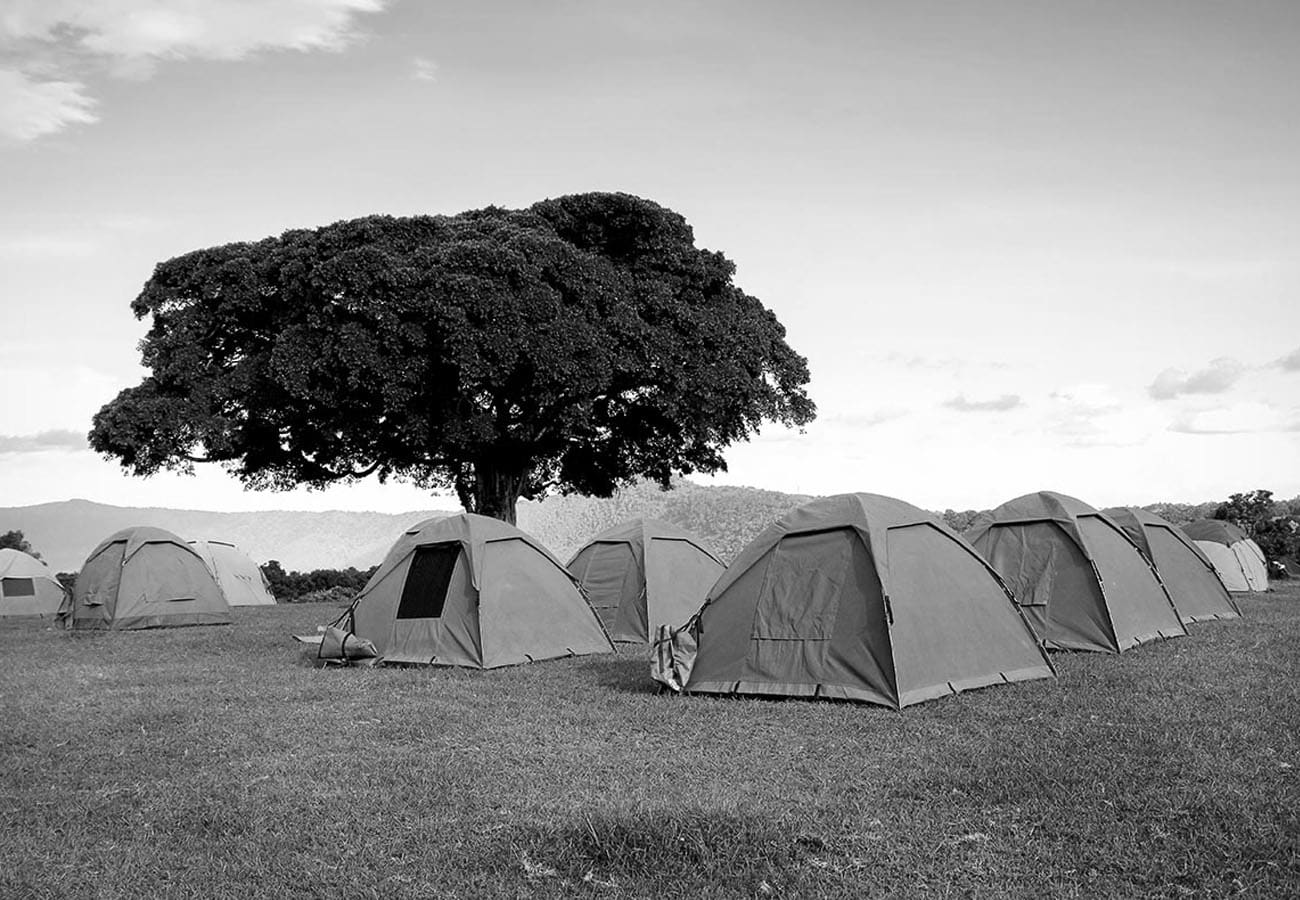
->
[0,480,813,573]
[1,482,1246,574]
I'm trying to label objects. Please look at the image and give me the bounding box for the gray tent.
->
[653,493,1054,708]
[71,527,231,630]
[189,540,277,606]
[567,518,724,642]
[1102,507,1240,624]
[337,514,614,668]
[965,492,1185,652]
[1180,519,1268,593]
[0,548,66,618]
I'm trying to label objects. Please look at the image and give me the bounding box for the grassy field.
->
[3,585,1298,899]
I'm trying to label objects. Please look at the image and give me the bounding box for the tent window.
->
[397,543,460,620]
[752,529,852,640]
[2,577,36,598]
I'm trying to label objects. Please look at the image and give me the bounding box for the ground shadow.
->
[469,807,828,897]
[572,652,662,695]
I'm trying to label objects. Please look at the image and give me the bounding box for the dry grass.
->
[3,584,1298,898]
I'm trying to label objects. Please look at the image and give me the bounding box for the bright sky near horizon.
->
[2,0,1298,515]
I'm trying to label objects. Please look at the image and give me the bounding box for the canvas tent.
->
[0,548,66,617]
[567,518,724,642]
[1101,508,1240,624]
[1180,520,1268,593]
[652,493,1054,709]
[333,513,614,668]
[70,526,231,630]
[965,492,1185,652]
[189,540,276,606]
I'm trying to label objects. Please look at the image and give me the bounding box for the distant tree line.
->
[261,561,378,603]
[1210,490,1300,567]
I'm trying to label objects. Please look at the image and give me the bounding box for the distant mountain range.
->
[0,481,1250,575]
[0,498,453,573]
[0,480,812,573]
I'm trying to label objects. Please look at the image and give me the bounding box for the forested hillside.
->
[520,479,813,563]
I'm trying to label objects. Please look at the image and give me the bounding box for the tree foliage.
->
[1211,489,1300,565]
[1213,489,1276,534]
[941,509,985,534]
[1140,501,1218,526]
[1252,517,1300,568]
[89,193,815,522]
[0,530,39,558]
[261,560,377,603]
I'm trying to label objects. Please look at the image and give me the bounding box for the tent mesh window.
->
[2,577,36,598]
[397,543,461,620]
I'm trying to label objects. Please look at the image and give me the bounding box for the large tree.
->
[90,193,815,523]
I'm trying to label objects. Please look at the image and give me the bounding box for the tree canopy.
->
[0,530,39,558]
[1213,489,1276,534]
[1214,488,1300,565]
[90,192,815,522]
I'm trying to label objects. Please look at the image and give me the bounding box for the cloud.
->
[1148,357,1245,400]
[0,234,100,258]
[0,67,97,141]
[2,0,387,60]
[1276,347,1300,372]
[411,56,438,82]
[885,352,1008,371]
[1047,384,1151,448]
[943,394,1022,412]
[827,409,909,428]
[1048,384,1121,414]
[0,429,87,453]
[4,364,125,434]
[0,0,386,141]
[1170,403,1300,435]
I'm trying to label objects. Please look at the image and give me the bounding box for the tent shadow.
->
[575,651,661,695]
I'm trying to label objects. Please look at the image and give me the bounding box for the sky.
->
[2,0,1298,514]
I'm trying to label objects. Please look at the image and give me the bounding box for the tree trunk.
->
[466,461,523,526]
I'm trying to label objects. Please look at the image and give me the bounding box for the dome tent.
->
[653,493,1054,709]
[334,514,614,668]
[71,527,231,630]
[0,548,66,617]
[1101,507,1240,624]
[1180,520,1268,593]
[567,518,724,642]
[965,492,1185,653]
[188,540,276,606]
